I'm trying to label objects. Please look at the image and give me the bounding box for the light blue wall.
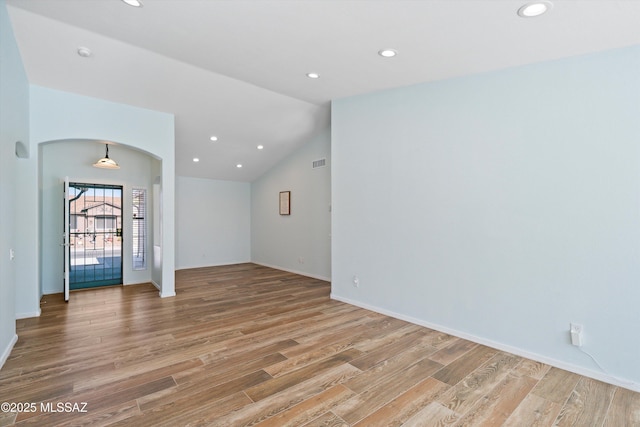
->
[176,177,251,269]
[20,86,176,310]
[40,140,158,294]
[0,0,28,366]
[332,46,640,389]
[251,129,331,281]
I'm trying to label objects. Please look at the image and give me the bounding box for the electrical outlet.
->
[570,323,583,347]
[352,276,360,288]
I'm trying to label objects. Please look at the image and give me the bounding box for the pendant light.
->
[93,144,120,169]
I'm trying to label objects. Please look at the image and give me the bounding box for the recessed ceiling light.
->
[193,158,200,162]
[236,164,243,168]
[518,1,552,17]
[306,73,320,79]
[121,0,143,7]
[378,49,397,58]
[257,145,264,150]
[210,136,218,142]
[77,47,92,58]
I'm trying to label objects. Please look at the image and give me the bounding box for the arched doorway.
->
[40,140,159,298]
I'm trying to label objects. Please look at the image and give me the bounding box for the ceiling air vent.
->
[312,158,327,169]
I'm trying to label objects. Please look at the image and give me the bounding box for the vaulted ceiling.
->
[7,0,640,181]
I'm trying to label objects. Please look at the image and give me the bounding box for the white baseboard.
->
[124,281,157,287]
[151,280,176,298]
[331,293,640,393]
[175,260,251,271]
[252,262,331,282]
[16,309,41,320]
[0,334,18,370]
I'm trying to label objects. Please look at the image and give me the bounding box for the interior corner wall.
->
[251,129,331,281]
[332,46,640,389]
[0,0,28,365]
[175,176,250,269]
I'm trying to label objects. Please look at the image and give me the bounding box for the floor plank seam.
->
[243,390,256,404]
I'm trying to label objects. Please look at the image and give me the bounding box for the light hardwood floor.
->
[1,263,639,426]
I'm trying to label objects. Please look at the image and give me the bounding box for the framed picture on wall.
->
[279,191,291,215]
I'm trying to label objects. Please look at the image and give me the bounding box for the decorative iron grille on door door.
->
[68,183,123,289]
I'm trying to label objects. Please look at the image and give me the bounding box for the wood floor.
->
[1,264,639,426]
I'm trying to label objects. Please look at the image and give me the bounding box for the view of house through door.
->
[68,183,123,290]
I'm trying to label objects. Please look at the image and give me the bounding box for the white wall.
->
[0,0,28,366]
[40,140,158,294]
[176,177,250,269]
[332,46,640,390]
[251,129,331,281]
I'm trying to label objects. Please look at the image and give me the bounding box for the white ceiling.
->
[7,0,640,181]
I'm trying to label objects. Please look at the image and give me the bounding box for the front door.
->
[67,183,123,290]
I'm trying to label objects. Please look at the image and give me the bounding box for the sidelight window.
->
[132,188,147,270]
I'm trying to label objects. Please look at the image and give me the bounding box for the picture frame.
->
[279,191,291,215]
